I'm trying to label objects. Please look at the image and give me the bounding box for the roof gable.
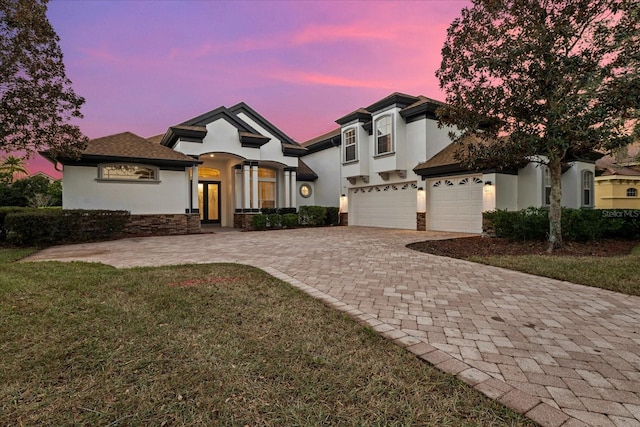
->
[229,102,297,146]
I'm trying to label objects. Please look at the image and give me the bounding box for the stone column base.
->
[416,212,426,231]
[339,212,348,226]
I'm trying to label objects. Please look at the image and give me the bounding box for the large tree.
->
[0,0,87,158]
[0,154,28,183]
[437,0,640,251]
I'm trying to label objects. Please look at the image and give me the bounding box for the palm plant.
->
[0,155,29,183]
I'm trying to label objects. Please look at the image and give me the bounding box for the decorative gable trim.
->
[239,131,270,148]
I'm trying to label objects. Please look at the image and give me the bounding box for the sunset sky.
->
[22,0,471,176]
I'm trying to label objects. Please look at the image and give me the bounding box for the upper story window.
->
[343,128,357,163]
[375,115,393,155]
[582,170,594,207]
[627,188,638,198]
[99,163,158,181]
[543,167,551,206]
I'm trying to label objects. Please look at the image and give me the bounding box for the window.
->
[543,167,551,205]
[627,188,638,198]
[343,128,357,163]
[299,184,312,198]
[258,167,276,209]
[99,163,158,181]
[375,115,393,155]
[582,170,594,206]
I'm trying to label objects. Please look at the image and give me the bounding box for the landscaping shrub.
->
[251,213,267,230]
[278,207,297,215]
[484,207,640,241]
[298,205,326,226]
[324,207,339,226]
[282,213,298,228]
[5,209,129,246]
[266,213,281,229]
[260,208,278,215]
[0,207,32,241]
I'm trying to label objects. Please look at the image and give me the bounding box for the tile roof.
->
[146,134,164,144]
[596,142,640,176]
[301,128,341,148]
[79,132,199,163]
[296,158,318,181]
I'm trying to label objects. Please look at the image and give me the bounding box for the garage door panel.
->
[429,175,483,233]
[350,183,417,230]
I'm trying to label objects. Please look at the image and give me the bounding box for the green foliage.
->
[0,206,30,240]
[260,207,297,215]
[251,213,267,230]
[324,207,339,226]
[0,175,61,207]
[0,155,28,183]
[437,0,640,248]
[298,205,327,227]
[484,208,640,241]
[281,213,298,228]
[266,213,281,229]
[1,0,87,157]
[4,209,129,246]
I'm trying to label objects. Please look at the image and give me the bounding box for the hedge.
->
[0,207,32,241]
[483,207,640,241]
[5,209,130,246]
[298,206,326,227]
[282,213,298,228]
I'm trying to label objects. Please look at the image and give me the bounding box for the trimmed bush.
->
[5,209,129,246]
[0,207,32,241]
[282,213,298,228]
[251,213,267,230]
[266,213,281,229]
[483,208,640,241]
[298,205,326,227]
[324,207,340,226]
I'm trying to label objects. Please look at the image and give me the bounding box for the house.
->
[594,142,640,209]
[47,93,597,235]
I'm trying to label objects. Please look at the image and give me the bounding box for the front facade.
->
[52,92,598,235]
[594,142,640,209]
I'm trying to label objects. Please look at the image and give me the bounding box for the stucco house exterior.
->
[48,92,598,235]
[594,142,640,209]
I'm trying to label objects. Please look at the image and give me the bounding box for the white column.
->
[284,170,291,208]
[234,166,242,212]
[290,170,297,208]
[243,163,251,211]
[191,165,199,213]
[251,163,259,211]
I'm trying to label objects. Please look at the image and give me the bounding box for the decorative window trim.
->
[582,170,594,207]
[343,128,358,164]
[627,188,637,198]
[299,183,312,198]
[374,114,393,156]
[97,163,160,183]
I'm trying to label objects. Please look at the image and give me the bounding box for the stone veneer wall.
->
[125,213,201,236]
[234,213,254,230]
[416,212,426,231]
[339,213,348,226]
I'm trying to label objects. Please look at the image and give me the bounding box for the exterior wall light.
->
[484,181,493,193]
[417,187,427,213]
[339,194,348,213]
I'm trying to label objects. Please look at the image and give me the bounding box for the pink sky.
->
[14,0,470,177]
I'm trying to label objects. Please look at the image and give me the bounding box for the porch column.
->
[243,162,251,211]
[251,162,259,212]
[290,169,297,208]
[234,165,242,212]
[284,170,291,208]
[191,165,199,213]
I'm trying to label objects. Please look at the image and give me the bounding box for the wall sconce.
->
[339,194,348,213]
[416,187,427,213]
[484,181,493,193]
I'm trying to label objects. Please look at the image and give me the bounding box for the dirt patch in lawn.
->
[408,237,638,258]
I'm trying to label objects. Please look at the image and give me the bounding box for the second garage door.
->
[349,182,417,229]
[429,175,483,233]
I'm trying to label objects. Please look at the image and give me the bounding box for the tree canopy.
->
[0,154,28,183]
[0,0,87,158]
[437,0,640,249]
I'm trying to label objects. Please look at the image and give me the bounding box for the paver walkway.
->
[26,227,640,427]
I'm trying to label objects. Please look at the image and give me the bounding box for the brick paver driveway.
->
[26,227,640,427]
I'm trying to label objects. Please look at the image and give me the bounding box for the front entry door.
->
[198,181,221,224]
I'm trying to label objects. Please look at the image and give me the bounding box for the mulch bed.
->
[407,237,638,258]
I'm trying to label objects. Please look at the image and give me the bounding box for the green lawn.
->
[0,249,533,426]
[468,245,640,296]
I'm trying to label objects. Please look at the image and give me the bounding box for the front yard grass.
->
[0,249,533,426]
[468,245,640,296]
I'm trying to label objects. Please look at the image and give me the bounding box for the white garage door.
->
[429,175,483,233]
[349,182,417,229]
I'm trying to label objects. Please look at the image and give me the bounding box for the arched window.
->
[627,188,638,198]
[98,163,158,181]
[343,128,357,163]
[582,170,594,207]
[375,115,393,155]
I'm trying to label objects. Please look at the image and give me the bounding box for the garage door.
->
[349,182,417,229]
[429,175,483,233]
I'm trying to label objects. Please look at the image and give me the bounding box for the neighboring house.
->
[47,93,597,235]
[594,142,640,209]
[31,171,58,183]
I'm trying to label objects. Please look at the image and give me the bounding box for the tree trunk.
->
[547,157,563,253]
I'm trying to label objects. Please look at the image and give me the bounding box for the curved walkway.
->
[26,227,640,427]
